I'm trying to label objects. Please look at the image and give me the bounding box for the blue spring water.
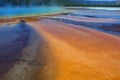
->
[0,6,64,18]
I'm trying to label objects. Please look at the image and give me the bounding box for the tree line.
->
[0,0,53,6]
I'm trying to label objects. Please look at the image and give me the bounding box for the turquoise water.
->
[0,7,64,18]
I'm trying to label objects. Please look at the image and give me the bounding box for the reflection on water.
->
[70,8,120,20]
[0,22,31,76]
[87,7,120,10]
[50,17,120,36]
[50,7,120,36]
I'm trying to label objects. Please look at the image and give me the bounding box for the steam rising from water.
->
[0,0,63,18]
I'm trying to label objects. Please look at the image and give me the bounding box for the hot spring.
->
[0,6,64,19]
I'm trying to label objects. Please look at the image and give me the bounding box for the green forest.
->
[0,0,119,7]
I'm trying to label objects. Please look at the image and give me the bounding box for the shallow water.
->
[0,7,120,80]
[50,7,120,36]
[0,7,64,18]
[87,7,120,11]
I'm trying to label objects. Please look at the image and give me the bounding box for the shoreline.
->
[0,10,72,24]
[0,7,120,80]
